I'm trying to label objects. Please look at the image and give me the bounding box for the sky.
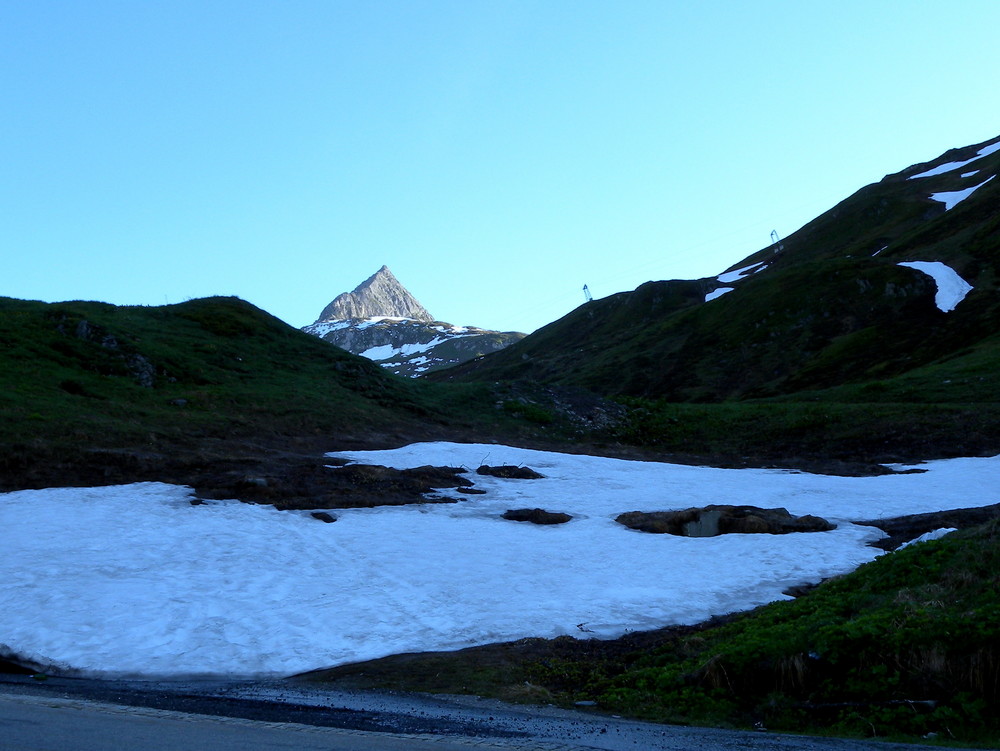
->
[3,1,999,334]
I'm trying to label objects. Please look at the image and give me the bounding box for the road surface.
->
[0,676,941,751]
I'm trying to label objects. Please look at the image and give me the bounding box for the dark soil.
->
[297,615,744,702]
[0,430,484,510]
[854,502,1000,550]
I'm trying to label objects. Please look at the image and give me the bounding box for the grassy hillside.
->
[0,295,427,444]
[0,295,536,491]
[434,136,1000,406]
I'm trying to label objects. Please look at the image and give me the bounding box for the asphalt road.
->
[0,675,942,751]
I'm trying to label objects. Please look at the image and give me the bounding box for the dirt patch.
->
[296,613,744,702]
[194,462,474,510]
[854,502,1000,550]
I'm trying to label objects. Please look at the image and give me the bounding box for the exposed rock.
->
[615,505,836,537]
[55,315,158,387]
[457,487,487,495]
[310,511,337,523]
[317,265,433,322]
[125,353,156,388]
[476,465,545,480]
[502,508,572,525]
[854,502,1000,550]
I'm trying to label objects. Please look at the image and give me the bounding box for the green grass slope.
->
[435,136,1000,407]
[596,522,1000,743]
[0,296,522,489]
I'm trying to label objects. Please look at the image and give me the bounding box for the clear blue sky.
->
[3,1,998,333]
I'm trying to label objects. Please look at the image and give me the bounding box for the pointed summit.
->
[316,265,433,322]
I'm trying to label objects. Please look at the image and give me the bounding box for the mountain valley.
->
[3,133,1000,744]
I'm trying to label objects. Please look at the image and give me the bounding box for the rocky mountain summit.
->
[304,266,524,377]
[317,266,432,322]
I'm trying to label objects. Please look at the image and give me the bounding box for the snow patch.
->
[897,261,973,312]
[899,528,958,549]
[360,337,450,360]
[908,141,1000,179]
[705,287,735,302]
[717,261,767,283]
[3,446,999,678]
[929,175,995,210]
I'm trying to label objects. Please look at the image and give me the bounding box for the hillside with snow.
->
[434,134,1000,403]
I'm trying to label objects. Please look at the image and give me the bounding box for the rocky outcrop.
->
[616,505,835,537]
[476,465,545,479]
[317,266,432,322]
[502,508,572,524]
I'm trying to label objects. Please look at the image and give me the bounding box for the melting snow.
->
[717,261,767,283]
[303,320,353,337]
[899,528,958,549]
[929,175,995,211]
[908,141,1000,179]
[705,287,735,302]
[3,444,999,678]
[897,261,973,312]
[360,337,449,360]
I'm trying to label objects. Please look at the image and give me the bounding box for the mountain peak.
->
[316,266,433,322]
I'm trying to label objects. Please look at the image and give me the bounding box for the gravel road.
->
[0,673,940,751]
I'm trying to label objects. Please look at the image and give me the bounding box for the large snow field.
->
[2,443,998,678]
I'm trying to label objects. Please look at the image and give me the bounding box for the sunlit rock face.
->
[316,265,433,322]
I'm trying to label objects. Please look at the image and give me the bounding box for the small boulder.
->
[502,508,572,525]
[477,465,544,480]
[310,511,337,523]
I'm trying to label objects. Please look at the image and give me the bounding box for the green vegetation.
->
[610,398,1000,463]
[0,295,435,449]
[0,295,595,491]
[597,522,1000,742]
[434,144,1000,407]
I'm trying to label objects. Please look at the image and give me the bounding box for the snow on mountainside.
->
[304,266,524,377]
[434,133,1000,400]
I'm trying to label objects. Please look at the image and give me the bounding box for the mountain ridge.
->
[432,133,1000,402]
